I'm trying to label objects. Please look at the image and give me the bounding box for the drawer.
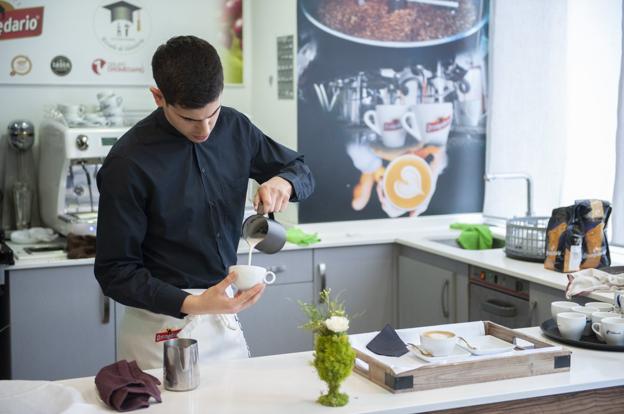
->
[236,250,313,284]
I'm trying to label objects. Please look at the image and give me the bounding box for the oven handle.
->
[481,299,517,318]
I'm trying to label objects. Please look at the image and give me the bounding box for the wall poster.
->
[297,0,489,223]
[0,0,244,85]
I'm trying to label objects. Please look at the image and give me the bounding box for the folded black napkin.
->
[95,360,162,412]
[366,324,408,357]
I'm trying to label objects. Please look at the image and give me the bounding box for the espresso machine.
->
[38,120,129,236]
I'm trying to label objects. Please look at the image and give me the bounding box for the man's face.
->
[150,87,221,144]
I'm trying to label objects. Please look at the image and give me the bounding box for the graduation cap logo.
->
[95,0,149,53]
[102,1,141,32]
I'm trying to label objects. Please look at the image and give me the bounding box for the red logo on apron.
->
[155,328,182,342]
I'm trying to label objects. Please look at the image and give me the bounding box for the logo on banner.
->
[50,55,71,76]
[425,115,452,133]
[10,54,31,76]
[94,0,150,54]
[91,57,145,75]
[91,58,106,75]
[0,1,44,41]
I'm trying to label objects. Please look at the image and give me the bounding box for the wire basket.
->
[505,216,549,262]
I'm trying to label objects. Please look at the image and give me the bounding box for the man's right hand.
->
[180,271,265,315]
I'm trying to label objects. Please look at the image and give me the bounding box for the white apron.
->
[117,289,250,370]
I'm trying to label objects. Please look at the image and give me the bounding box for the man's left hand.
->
[253,176,292,214]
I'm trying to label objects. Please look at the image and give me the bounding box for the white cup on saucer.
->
[591,311,620,342]
[419,330,457,357]
[599,317,624,346]
[557,312,586,340]
[551,301,578,319]
[585,302,614,313]
[57,103,85,119]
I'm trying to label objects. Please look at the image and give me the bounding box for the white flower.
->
[324,316,349,333]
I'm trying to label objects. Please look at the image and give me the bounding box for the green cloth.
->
[286,227,321,246]
[450,223,493,250]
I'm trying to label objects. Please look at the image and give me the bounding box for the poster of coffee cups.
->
[297,0,490,223]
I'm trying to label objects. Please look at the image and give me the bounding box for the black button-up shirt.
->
[94,107,314,318]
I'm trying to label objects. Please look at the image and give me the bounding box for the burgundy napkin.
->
[95,360,162,412]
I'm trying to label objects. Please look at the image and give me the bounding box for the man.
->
[95,36,314,369]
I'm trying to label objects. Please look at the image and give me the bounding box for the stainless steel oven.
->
[468,266,532,329]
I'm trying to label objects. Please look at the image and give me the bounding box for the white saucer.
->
[408,344,471,363]
[457,335,515,355]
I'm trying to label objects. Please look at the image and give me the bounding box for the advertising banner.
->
[0,0,243,85]
[297,0,489,222]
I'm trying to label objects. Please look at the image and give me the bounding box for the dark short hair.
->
[151,36,223,108]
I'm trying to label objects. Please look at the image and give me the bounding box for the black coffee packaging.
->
[544,199,611,273]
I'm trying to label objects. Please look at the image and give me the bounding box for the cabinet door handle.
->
[318,262,327,303]
[481,299,517,318]
[100,292,111,324]
[266,265,287,274]
[441,280,450,319]
[528,300,537,326]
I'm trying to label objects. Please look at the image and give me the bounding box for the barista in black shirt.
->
[94,36,314,366]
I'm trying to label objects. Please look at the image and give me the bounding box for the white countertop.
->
[4,213,623,302]
[56,327,624,414]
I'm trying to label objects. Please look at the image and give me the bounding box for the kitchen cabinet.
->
[397,246,469,328]
[236,249,314,356]
[6,265,115,380]
[529,282,591,326]
[313,245,397,334]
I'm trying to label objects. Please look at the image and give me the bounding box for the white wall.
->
[561,0,621,205]
[485,0,622,220]
[249,0,299,224]
[484,0,569,219]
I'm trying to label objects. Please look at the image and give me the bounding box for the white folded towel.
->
[565,268,624,299]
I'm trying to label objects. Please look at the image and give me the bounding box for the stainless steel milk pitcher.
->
[241,212,286,254]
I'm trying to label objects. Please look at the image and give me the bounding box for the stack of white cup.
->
[97,91,124,127]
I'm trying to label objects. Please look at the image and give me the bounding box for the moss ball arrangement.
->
[299,289,356,407]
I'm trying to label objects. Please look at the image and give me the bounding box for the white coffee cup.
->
[229,265,276,291]
[551,301,578,319]
[363,104,408,148]
[585,302,614,313]
[599,317,624,346]
[99,94,123,111]
[572,306,599,336]
[556,312,586,340]
[591,311,620,342]
[97,90,114,101]
[419,330,457,357]
[400,102,453,147]
[57,103,85,118]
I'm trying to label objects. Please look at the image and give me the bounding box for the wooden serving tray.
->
[353,321,572,393]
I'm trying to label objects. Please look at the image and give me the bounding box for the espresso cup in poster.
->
[363,104,408,148]
[401,102,453,147]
